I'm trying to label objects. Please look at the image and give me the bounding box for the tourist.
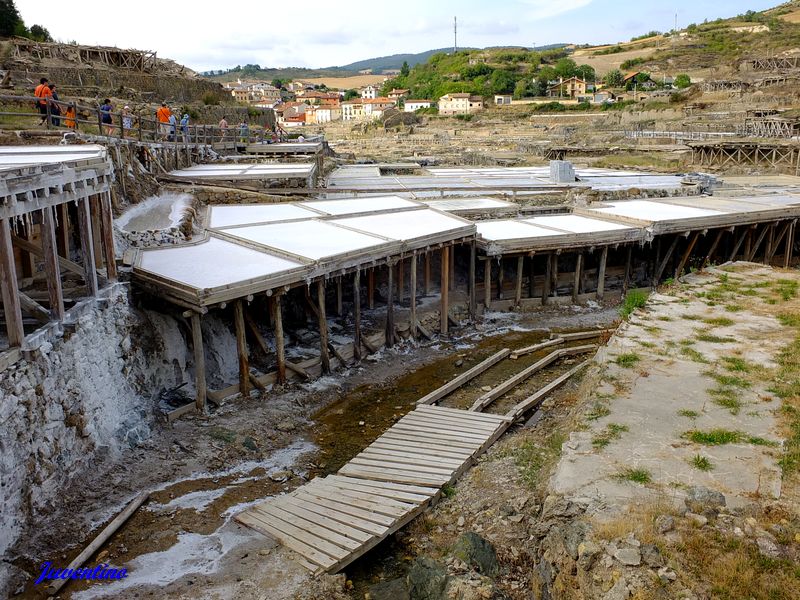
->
[122,106,133,132]
[48,84,61,127]
[297,134,305,143]
[64,104,77,130]
[156,101,172,141]
[33,77,53,126]
[100,98,114,136]
[218,115,228,142]
[168,112,178,142]
[180,113,190,142]
[239,119,249,143]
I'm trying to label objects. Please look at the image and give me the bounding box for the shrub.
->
[620,290,648,318]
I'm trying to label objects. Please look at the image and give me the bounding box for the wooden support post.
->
[18,225,35,279]
[99,192,117,281]
[410,254,418,340]
[674,231,700,279]
[767,222,789,264]
[748,224,770,262]
[728,226,748,262]
[542,254,552,304]
[441,246,450,335]
[766,223,775,264]
[368,268,375,309]
[41,207,64,321]
[551,253,559,298]
[56,203,69,258]
[0,218,24,347]
[596,247,608,300]
[190,312,207,412]
[785,221,796,269]
[514,256,524,307]
[336,277,343,316]
[397,257,404,302]
[424,252,431,296]
[386,263,395,347]
[76,197,98,295]
[317,280,331,373]
[90,196,104,270]
[484,258,492,309]
[271,294,286,384]
[528,256,535,297]
[497,257,505,299]
[572,253,583,303]
[233,299,251,397]
[468,241,476,319]
[622,246,632,296]
[744,228,753,260]
[353,271,362,361]
[449,243,455,291]
[702,229,724,270]
[653,236,679,286]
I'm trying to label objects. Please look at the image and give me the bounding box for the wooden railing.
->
[0,93,288,145]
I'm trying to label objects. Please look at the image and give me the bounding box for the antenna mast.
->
[454,16,458,54]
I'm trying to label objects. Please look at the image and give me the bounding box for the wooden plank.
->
[235,512,338,569]
[416,404,511,423]
[285,496,386,536]
[18,292,51,324]
[390,422,489,442]
[369,439,473,460]
[701,228,725,270]
[572,253,583,303]
[267,499,373,543]
[380,431,482,451]
[622,245,632,296]
[326,475,439,496]
[349,456,456,477]
[674,231,700,279]
[440,246,449,335]
[360,448,463,469]
[76,197,98,295]
[295,490,397,526]
[272,294,286,384]
[98,192,117,280]
[404,408,503,428]
[353,270,362,362]
[514,256,524,307]
[324,476,433,504]
[484,258,491,308]
[254,503,362,551]
[468,241,476,319]
[190,312,206,412]
[549,329,612,342]
[233,299,251,397]
[317,280,331,373]
[11,234,85,279]
[244,507,350,560]
[338,464,448,486]
[399,414,499,434]
[542,253,552,304]
[596,246,608,300]
[385,263,394,347]
[40,206,64,321]
[410,254,417,340]
[511,338,563,360]
[506,360,591,421]
[653,235,679,286]
[305,481,416,515]
[416,349,511,405]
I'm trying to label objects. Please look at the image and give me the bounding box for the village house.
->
[404,99,432,112]
[547,77,587,98]
[315,105,342,123]
[342,98,366,121]
[364,97,397,119]
[382,69,401,76]
[275,101,307,126]
[388,88,409,101]
[358,68,373,75]
[361,85,378,100]
[297,90,341,107]
[438,93,484,116]
[494,94,513,105]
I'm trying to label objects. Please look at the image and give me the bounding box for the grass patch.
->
[708,372,751,388]
[637,340,657,349]
[208,427,237,444]
[643,326,662,335]
[656,316,673,322]
[614,353,641,368]
[703,317,735,327]
[777,313,800,327]
[696,332,737,343]
[614,467,652,484]
[748,436,779,447]
[681,314,703,321]
[441,483,456,498]
[779,404,800,475]
[690,454,714,471]
[586,403,611,421]
[773,279,799,301]
[708,386,743,415]
[506,431,566,487]
[724,303,744,312]
[684,428,742,445]
[678,409,700,418]
[721,356,752,373]
[620,289,648,319]
[593,423,629,449]
[680,347,709,363]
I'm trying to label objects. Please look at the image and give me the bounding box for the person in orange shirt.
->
[33,77,53,126]
[64,104,77,129]
[156,101,172,141]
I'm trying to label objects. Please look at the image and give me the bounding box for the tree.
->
[635,72,651,84]
[0,0,23,37]
[271,78,284,89]
[343,89,359,101]
[554,58,577,79]
[574,64,596,82]
[489,69,516,94]
[29,24,51,42]
[400,61,410,77]
[513,79,529,100]
[605,69,624,88]
[674,73,691,89]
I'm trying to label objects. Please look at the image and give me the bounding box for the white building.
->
[361,85,378,100]
[342,99,365,121]
[364,97,396,119]
[315,106,342,123]
[438,93,484,115]
[404,99,432,112]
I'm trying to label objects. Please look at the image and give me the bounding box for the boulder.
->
[370,577,410,600]
[407,557,449,600]
[613,547,641,566]
[684,486,726,514]
[452,532,499,576]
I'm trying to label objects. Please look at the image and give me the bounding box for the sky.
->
[15,0,781,72]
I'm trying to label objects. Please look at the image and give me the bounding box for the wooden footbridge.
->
[236,336,598,574]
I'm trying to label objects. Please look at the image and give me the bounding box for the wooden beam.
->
[596,246,608,300]
[76,197,98,295]
[497,257,504,300]
[747,223,771,262]
[18,224,35,279]
[483,258,491,309]
[622,245,632,296]
[424,252,430,296]
[653,236,679,286]
[674,231,700,279]
[528,256,535,298]
[272,294,286,384]
[506,360,590,422]
[572,253,583,303]
[353,270,362,362]
[41,206,64,321]
[336,277,343,316]
[767,221,790,264]
[386,264,395,347]
[397,258,404,303]
[317,279,331,373]
[511,337,564,360]
[11,234,85,279]
[701,228,724,270]
[514,256,524,308]
[410,254,417,341]
[0,218,24,347]
[551,254,559,298]
[190,312,207,413]
[468,241,476,319]
[56,203,69,258]
[449,243,455,291]
[785,221,796,269]
[368,268,375,310]
[18,291,50,324]
[234,299,251,396]
[416,348,511,405]
[90,195,104,270]
[542,254,552,304]
[440,246,449,335]
[728,226,748,262]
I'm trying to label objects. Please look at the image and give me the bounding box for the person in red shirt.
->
[34,77,53,126]
[156,101,172,141]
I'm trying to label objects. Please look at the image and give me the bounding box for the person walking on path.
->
[156,101,172,141]
[122,106,133,132]
[180,113,190,142]
[100,98,114,136]
[239,119,249,143]
[34,77,53,126]
[64,104,76,129]
[218,115,228,142]
[168,113,178,142]
[48,84,61,127]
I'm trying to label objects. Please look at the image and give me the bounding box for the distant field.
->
[571,47,656,75]
[778,7,800,23]
[303,75,386,89]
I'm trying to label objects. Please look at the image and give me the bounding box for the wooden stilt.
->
[410,254,418,340]
[449,243,455,291]
[18,223,35,279]
[76,197,98,295]
[747,224,770,262]
[785,221,796,268]
[41,207,64,321]
[353,271,362,361]
[484,258,492,309]
[596,247,607,300]
[653,236,679,286]
[90,196,104,269]
[190,312,207,412]
[744,228,753,260]
[551,253,559,298]
[675,232,700,279]
[468,241,476,319]
[424,252,430,296]
[272,294,286,384]
[542,254,552,305]
[767,222,790,264]
[56,203,69,258]
[317,280,331,373]
[386,263,395,347]
[622,246,632,295]
[336,277,343,316]
[234,300,251,396]
[766,223,775,264]
[528,256,535,298]
[0,218,24,347]
[441,246,450,335]
[728,226,748,262]
[397,257,404,302]
[497,257,504,300]
[368,268,375,310]
[702,229,724,270]
[99,192,117,281]
[572,253,583,303]
[514,256,524,307]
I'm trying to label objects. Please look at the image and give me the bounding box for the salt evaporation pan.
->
[116,193,193,233]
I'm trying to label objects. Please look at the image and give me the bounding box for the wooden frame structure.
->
[12,38,159,72]
[689,140,800,173]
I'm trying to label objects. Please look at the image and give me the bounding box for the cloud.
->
[517,0,595,20]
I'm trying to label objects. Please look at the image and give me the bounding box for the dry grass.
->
[303,75,386,89]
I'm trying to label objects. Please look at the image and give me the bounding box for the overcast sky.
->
[16,0,779,72]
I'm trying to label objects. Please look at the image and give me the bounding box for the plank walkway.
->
[235,405,511,574]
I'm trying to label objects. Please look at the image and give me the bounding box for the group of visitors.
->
[33,77,72,128]
[156,102,192,142]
